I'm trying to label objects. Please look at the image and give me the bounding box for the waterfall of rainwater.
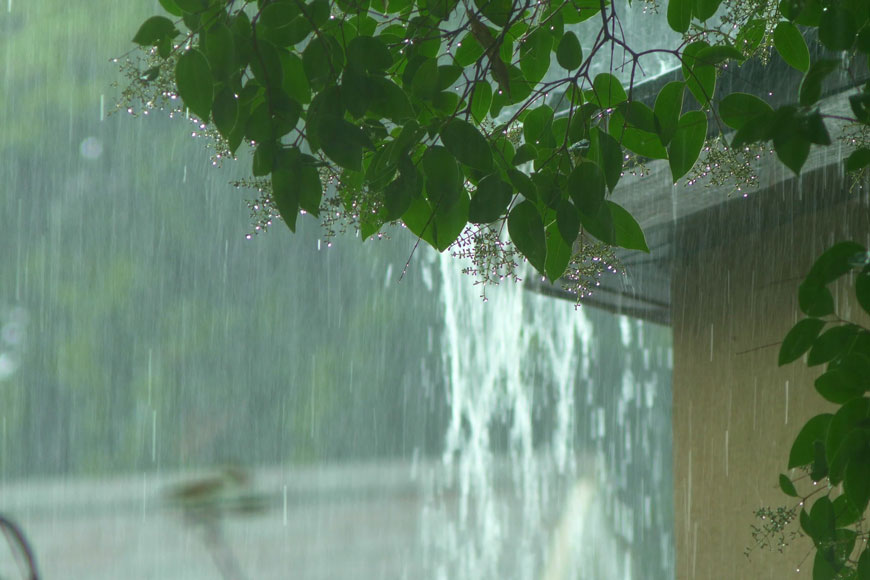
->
[419,252,673,579]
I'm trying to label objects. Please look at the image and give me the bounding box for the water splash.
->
[420,251,653,579]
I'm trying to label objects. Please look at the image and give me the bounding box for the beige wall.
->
[672,169,870,579]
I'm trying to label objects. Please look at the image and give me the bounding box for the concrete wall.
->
[672,167,870,579]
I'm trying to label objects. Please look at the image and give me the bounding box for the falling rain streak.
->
[0,0,674,578]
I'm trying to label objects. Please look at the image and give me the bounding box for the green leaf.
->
[568,161,606,216]
[612,105,667,158]
[617,101,657,133]
[508,201,547,275]
[424,0,458,20]
[556,200,580,245]
[441,120,493,172]
[798,110,830,146]
[319,117,367,171]
[859,548,870,579]
[556,31,583,70]
[682,41,716,108]
[859,28,870,55]
[847,148,870,172]
[812,548,837,580]
[545,221,572,281]
[346,36,392,74]
[530,172,561,207]
[562,0,602,22]
[288,155,324,216]
[402,190,469,251]
[807,324,861,366]
[279,51,311,104]
[453,32,483,67]
[507,167,535,199]
[259,1,300,27]
[830,429,870,487]
[811,438,828,482]
[736,19,766,53]
[519,29,552,84]
[253,139,277,176]
[422,146,462,208]
[158,0,183,16]
[474,0,513,26]
[513,143,537,165]
[668,111,707,182]
[774,21,810,72]
[695,0,723,20]
[799,59,840,107]
[816,368,866,404]
[588,128,622,192]
[619,127,668,159]
[471,81,493,123]
[826,398,870,480]
[258,7,313,47]
[809,496,836,544]
[608,201,649,252]
[592,73,627,109]
[806,241,866,286]
[729,109,776,148]
[851,93,870,124]
[819,5,857,51]
[384,175,414,221]
[409,58,439,101]
[773,111,810,175]
[367,77,414,122]
[779,0,807,22]
[654,81,685,146]
[384,154,420,219]
[857,272,870,315]
[246,102,273,143]
[489,65,533,115]
[432,90,460,115]
[833,528,858,569]
[270,93,302,137]
[202,22,236,82]
[303,35,342,91]
[523,105,555,147]
[406,15,442,58]
[718,93,774,130]
[212,87,240,139]
[139,66,161,82]
[133,16,178,46]
[437,65,463,91]
[845,452,870,514]
[469,174,512,223]
[798,282,834,316]
[789,414,833,468]
[695,43,744,66]
[297,178,325,222]
[578,200,616,245]
[833,494,862,527]
[175,48,213,121]
[365,146,397,191]
[667,0,692,33]
[493,138,516,168]
[271,170,300,232]
[779,473,798,497]
[779,318,826,365]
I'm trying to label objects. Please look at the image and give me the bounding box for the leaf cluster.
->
[778,241,870,579]
[126,0,870,286]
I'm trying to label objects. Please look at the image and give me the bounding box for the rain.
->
[4,0,867,579]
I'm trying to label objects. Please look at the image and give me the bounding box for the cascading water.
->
[419,250,674,580]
